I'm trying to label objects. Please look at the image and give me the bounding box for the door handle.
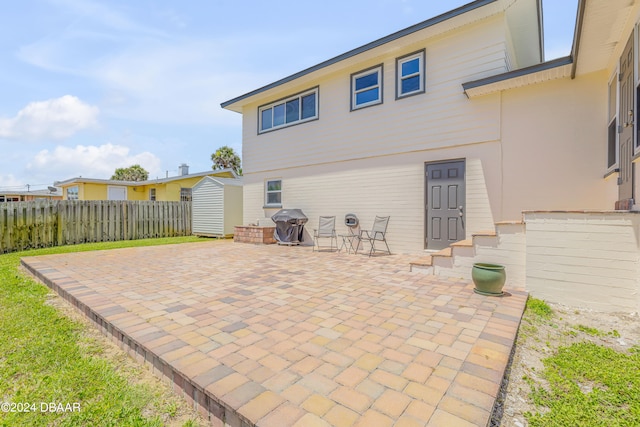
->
[458,206,463,217]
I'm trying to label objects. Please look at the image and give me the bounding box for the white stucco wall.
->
[500,70,618,217]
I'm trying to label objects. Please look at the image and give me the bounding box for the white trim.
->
[67,185,79,200]
[264,179,282,207]
[107,185,127,201]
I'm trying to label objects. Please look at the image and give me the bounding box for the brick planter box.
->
[233,226,276,244]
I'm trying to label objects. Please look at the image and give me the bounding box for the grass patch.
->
[526,297,553,319]
[0,237,204,426]
[526,342,640,426]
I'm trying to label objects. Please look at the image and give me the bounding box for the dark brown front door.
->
[618,34,634,208]
[425,160,465,250]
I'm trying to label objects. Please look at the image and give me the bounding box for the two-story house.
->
[223,0,640,312]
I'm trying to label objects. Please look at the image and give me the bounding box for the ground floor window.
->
[149,188,156,201]
[180,188,192,202]
[265,179,282,207]
[67,186,79,200]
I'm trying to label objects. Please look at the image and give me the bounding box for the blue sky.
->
[0,0,578,191]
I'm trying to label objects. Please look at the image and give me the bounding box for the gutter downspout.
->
[537,0,545,62]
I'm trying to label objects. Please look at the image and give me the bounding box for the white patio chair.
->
[313,216,337,252]
[356,216,391,257]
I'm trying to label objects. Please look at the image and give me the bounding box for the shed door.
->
[425,160,465,250]
[618,33,635,206]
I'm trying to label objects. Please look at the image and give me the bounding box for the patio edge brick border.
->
[20,259,254,427]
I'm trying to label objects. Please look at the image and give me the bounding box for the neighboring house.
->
[54,165,238,201]
[222,0,640,312]
[0,188,62,202]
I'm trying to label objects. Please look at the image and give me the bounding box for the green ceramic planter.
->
[472,263,506,296]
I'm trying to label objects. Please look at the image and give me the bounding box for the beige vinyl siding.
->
[192,178,243,237]
[243,142,501,253]
[242,15,508,175]
[224,185,243,235]
[192,179,224,236]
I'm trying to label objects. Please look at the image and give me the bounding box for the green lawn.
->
[523,298,640,427]
[0,237,204,427]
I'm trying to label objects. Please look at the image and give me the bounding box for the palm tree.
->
[211,146,242,175]
[111,164,149,181]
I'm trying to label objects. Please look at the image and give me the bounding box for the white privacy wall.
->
[524,211,640,313]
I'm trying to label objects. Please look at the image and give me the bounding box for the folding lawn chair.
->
[313,216,337,252]
[356,216,391,257]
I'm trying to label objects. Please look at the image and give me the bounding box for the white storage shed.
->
[192,177,243,237]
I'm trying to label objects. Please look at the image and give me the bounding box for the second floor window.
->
[259,88,318,133]
[352,65,383,110]
[397,50,425,98]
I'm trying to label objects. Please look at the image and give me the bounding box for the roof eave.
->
[220,0,498,111]
[462,55,573,97]
[54,169,237,187]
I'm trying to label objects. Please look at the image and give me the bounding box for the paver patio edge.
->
[20,257,258,427]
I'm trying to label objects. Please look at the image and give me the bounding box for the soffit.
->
[575,0,639,76]
[463,58,572,97]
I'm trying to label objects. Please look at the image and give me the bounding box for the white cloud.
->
[0,95,99,141]
[28,143,162,180]
[0,174,27,190]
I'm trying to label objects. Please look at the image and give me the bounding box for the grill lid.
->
[271,209,308,224]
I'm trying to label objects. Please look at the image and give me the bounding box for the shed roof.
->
[193,176,243,190]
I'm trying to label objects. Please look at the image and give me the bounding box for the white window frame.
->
[149,188,156,201]
[265,179,282,207]
[180,188,192,202]
[396,50,425,99]
[351,65,383,110]
[67,186,79,200]
[258,87,319,134]
[107,185,127,201]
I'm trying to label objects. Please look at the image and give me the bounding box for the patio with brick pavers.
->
[21,240,527,427]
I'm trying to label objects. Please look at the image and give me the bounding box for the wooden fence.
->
[0,200,192,253]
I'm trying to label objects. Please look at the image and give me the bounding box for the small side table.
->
[339,233,359,254]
